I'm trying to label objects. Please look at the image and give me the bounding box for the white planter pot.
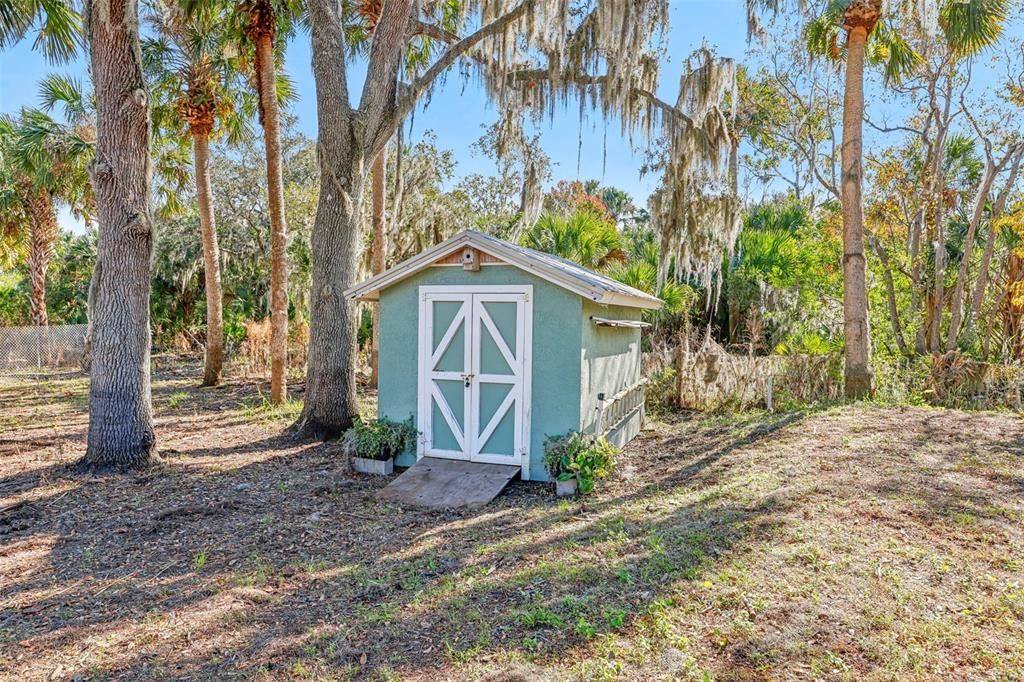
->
[352,456,394,476]
[555,478,578,497]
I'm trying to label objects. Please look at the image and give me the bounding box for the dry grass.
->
[1,363,1022,681]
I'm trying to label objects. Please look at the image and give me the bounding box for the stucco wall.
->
[578,300,643,437]
[377,264,583,480]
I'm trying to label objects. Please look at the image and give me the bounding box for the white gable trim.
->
[345,230,663,310]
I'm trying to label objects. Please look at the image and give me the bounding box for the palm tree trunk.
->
[839,23,872,398]
[192,130,224,385]
[253,29,289,404]
[25,186,57,327]
[80,0,157,470]
[1003,253,1024,360]
[295,0,362,439]
[370,149,386,387]
[390,122,404,237]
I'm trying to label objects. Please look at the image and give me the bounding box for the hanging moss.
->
[422,3,740,296]
[650,47,741,303]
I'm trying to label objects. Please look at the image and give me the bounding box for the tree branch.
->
[373,0,534,158]
[408,18,458,44]
[863,112,918,136]
[359,0,417,147]
[502,68,698,130]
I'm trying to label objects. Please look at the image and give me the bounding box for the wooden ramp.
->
[376,457,519,509]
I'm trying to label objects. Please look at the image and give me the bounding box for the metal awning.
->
[591,316,651,329]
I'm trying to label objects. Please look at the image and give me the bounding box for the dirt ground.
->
[1,360,1023,681]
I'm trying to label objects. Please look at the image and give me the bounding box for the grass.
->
[1,368,1023,680]
[239,392,305,426]
[167,390,191,409]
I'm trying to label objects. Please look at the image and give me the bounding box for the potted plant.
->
[347,417,417,475]
[543,431,619,497]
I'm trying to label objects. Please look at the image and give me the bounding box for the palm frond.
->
[37,72,90,121]
[941,0,1008,56]
[870,20,922,85]
[0,0,83,64]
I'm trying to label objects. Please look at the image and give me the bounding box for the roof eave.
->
[344,232,475,301]
[595,291,664,310]
[344,229,665,311]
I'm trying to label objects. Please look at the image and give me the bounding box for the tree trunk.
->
[25,186,57,327]
[946,155,998,350]
[869,232,909,357]
[908,208,926,354]
[79,0,157,470]
[391,121,404,237]
[254,31,289,404]
[918,69,953,353]
[927,76,955,352]
[929,183,947,352]
[370,149,386,387]
[295,0,362,439]
[970,147,1023,327]
[193,130,224,385]
[839,24,872,398]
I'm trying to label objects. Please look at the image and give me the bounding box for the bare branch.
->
[863,112,918,136]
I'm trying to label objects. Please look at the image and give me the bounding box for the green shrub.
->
[348,417,418,461]
[543,431,618,494]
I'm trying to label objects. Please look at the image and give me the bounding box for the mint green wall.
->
[579,301,643,439]
[377,265,583,480]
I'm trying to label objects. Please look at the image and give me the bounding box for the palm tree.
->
[0,76,94,327]
[3,0,160,468]
[606,239,693,324]
[235,0,300,405]
[0,118,58,326]
[145,1,254,386]
[522,211,627,270]
[751,0,1008,398]
[0,0,81,63]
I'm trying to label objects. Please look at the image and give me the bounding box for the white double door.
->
[417,285,532,467]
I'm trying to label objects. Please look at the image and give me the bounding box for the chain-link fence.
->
[0,324,88,370]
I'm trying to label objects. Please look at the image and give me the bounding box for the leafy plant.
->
[522,209,626,269]
[543,431,618,494]
[348,417,418,461]
[167,391,190,410]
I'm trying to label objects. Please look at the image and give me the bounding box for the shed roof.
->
[345,229,664,310]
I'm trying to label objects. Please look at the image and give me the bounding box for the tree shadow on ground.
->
[3,378,1024,680]
[1,373,807,680]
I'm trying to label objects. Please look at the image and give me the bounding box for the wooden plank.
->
[375,457,519,509]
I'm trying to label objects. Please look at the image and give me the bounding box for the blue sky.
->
[0,2,1016,232]
[0,1,753,232]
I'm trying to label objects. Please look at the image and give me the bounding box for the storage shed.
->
[346,230,662,481]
